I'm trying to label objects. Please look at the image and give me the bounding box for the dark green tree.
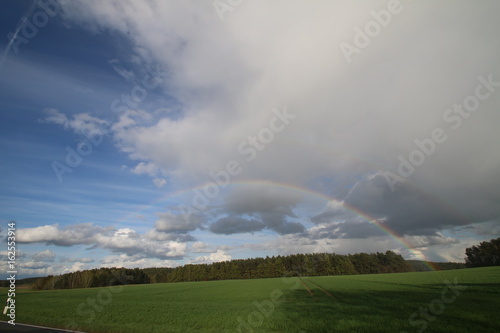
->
[465,237,500,267]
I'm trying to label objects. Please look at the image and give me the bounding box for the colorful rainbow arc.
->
[124,179,469,271]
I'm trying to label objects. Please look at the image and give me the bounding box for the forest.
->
[27,235,500,291]
[465,237,500,267]
[32,251,413,290]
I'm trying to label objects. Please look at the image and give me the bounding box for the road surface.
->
[0,321,85,332]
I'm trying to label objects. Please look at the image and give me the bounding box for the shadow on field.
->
[275,286,497,333]
[451,283,500,293]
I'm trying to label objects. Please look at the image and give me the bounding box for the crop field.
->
[1,267,499,333]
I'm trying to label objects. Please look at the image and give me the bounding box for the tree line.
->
[32,251,412,290]
[13,237,498,290]
[465,237,500,267]
[32,267,149,290]
[406,260,465,272]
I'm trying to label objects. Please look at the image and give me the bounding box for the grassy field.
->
[1,267,499,332]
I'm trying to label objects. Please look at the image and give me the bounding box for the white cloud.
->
[153,178,167,188]
[32,249,56,262]
[17,223,188,260]
[404,234,461,249]
[17,225,63,243]
[112,110,152,131]
[17,223,109,246]
[190,241,212,253]
[43,108,110,138]
[99,254,180,269]
[43,108,68,125]
[190,250,231,264]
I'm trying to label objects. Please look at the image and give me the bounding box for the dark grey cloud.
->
[210,216,265,235]
[154,210,203,233]
[225,185,301,215]
[59,257,94,263]
[311,211,348,224]
[310,200,356,225]
[336,221,387,239]
[146,228,196,242]
[217,185,305,235]
[343,174,480,236]
[259,212,304,235]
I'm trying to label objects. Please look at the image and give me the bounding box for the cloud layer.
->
[17,223,186,259]
[9,0,498,274]
[56,0,500,235]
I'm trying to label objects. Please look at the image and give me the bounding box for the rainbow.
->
[229,180,442,271]
[124,178,468,271]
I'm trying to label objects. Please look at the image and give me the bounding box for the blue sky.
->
[1,0,499,278]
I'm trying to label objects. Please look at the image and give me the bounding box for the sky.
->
[0,0,499,279]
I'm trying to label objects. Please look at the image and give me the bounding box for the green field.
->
[2,267,499,332]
